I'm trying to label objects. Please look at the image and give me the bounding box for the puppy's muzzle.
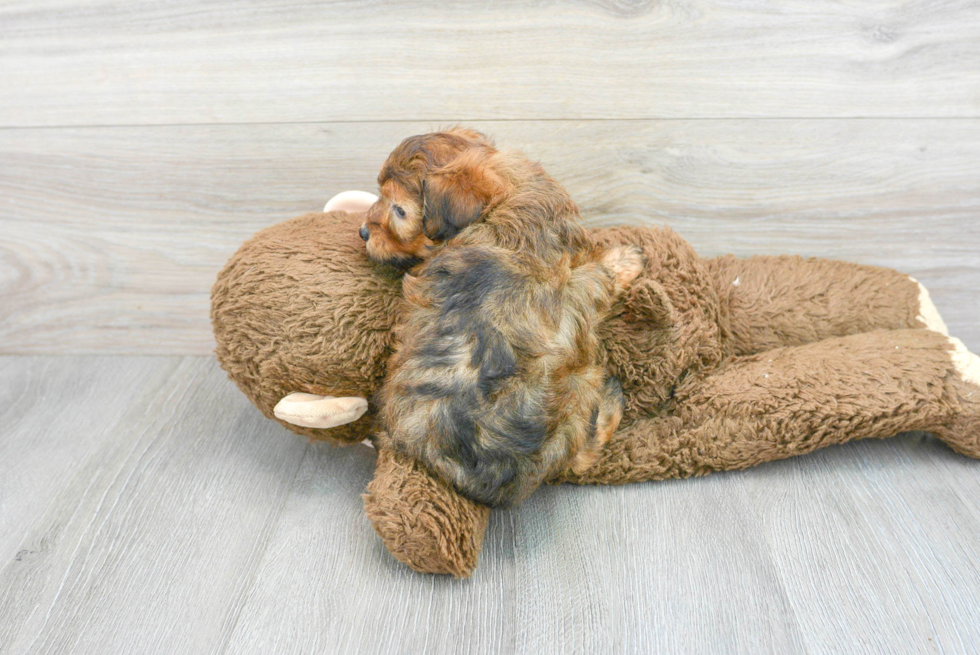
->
[359,225,370,242]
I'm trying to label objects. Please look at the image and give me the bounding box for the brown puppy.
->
[360,127,593,269]
[369,129,643,507]
[359,128,505,269]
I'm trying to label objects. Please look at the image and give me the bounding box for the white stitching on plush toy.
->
[911,276,949,335]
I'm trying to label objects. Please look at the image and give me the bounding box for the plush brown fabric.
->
[212,210,980,577]
[364,448,491,577]
[593,225,730,419]
[705,254,924,356]
[212,212,400,444]
[559,329,967,486]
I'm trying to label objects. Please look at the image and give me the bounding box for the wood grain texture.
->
[223,443,516,655]
[1,1,980,126]
[2,0,979,651]
[2,119,978,355]
[0,356,308,655]
[511,435,980,655]
[513,481,807,653]
[4,357,980,654]
[0,357,179,570]
[743,435,980,653]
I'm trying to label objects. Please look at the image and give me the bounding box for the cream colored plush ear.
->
[323,190,379,213]
[273,393,369,429]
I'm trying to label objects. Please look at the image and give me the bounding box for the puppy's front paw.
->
[602,245,646,293]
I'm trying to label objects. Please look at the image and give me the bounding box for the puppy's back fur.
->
[377,243,621,507]
[376,131,639,507]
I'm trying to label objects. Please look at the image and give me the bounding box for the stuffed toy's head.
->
[211,206,401,444]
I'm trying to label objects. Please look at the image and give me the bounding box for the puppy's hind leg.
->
[595,375,626,448]
[601,245,645,295]
[569,376,626,474]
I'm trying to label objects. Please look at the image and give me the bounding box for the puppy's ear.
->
[422,150,508,241]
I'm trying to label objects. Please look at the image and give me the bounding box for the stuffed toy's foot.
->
[934,336,980,458]
[564,329,980,486]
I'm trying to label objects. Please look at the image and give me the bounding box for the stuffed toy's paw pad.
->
[949,337,980,387]
[910,276,950,335]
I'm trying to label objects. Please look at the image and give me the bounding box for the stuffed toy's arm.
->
[364,447,491,577]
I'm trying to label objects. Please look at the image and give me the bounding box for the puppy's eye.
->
[392,205,406,219]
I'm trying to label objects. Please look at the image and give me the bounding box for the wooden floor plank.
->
[512,480,807,654]
[742,435,980,654]
[222,441,516,655]
[0,357,178,568]
[1,1,979,126]
[0,357,308,655]
[2,119,977,355]
[2,357,980,653]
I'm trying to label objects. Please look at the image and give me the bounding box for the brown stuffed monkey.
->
[210,192,980,577]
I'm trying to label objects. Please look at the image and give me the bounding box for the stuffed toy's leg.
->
[706,255,947,355]
[365,329,979,576]
[564,328,980,486]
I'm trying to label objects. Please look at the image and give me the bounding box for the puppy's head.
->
[360,128,509,268]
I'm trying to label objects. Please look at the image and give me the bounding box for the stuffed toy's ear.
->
[422,150,508,241]
[323,190,379,213]
[274,392,369,429]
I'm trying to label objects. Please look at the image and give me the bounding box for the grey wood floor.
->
[3,357,980,654]
[2,1,979,653]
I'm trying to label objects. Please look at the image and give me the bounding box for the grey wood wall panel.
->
[0,357,308,655]
[1,1,979,127]
[2,119,977,355]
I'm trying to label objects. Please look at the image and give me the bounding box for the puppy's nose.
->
[359,225,370,242]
